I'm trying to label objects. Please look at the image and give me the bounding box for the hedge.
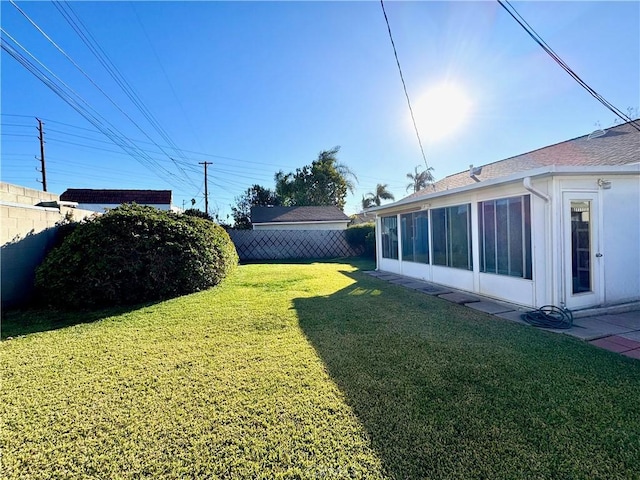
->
[35,204,238,309]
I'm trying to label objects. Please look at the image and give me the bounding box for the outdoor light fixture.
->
[597,178,612,189]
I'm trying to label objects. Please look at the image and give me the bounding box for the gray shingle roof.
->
[406,121,640,200]
[60,189,172,205]
[251,206,350,224]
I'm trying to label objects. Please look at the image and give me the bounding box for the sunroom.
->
[371,165,640,311]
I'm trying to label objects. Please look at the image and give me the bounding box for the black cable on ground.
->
[521,305,573,329]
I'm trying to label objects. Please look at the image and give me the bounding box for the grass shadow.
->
[295,269,640,479]
[1,300,163,339]
[241,256,375,270]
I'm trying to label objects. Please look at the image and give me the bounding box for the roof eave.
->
[367,164,640,215]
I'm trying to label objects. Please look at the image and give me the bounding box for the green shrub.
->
[183,208,213,221]
[35,204,238,309]
[345,223,375,258]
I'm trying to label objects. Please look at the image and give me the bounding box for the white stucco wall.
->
[551,175,640,307]
[600,176,640,304]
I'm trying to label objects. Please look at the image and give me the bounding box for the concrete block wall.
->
[1,182,95,309]
[0,182,59,203]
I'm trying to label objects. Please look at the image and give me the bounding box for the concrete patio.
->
[365,271,640,360]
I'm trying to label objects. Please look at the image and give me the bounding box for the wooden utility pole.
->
[199,161,213,214]
[36,118,47,191]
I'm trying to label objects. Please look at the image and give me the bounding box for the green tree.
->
[366,183,395,207]
[361,195,374,210]
[183,208,213,221]
[406,165,435,193]
[231,184,279,229]
[275,147,356,210]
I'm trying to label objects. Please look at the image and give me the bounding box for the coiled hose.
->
[521,305,573,329]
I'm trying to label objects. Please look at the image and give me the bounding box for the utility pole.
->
[36,118,47,191]
[199,161,213,214]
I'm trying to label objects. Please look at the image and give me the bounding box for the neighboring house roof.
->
[251,206,350,224]
[407,121,640,199]
[60,189,172,205]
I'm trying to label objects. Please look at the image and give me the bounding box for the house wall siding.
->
[601,176,640,304]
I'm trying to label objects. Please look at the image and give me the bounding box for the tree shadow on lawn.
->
[295,269,640,479]
[1,300,162,340]
[241,256,375,270]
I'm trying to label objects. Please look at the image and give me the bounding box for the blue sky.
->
[2,1,638,221]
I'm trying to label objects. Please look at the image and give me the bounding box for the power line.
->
[6,117,298,171]
[497,0,640,132]
[379,0,430,170]
[129,2,206,153]
[53,1,197,176]
[0,29,196,192]
[10,0,198,187]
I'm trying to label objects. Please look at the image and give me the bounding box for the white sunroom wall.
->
[552,174,640,308]
[376,179,553,309]
[599,175,640,304]
[474,181,550,308]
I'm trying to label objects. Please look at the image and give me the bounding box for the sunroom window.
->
[479,195,532,279]
[381,215,399,259]
[431,204,472,270]
[401,211,429,263]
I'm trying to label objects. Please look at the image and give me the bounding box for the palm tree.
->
[316,146,358,194]
[367,183,395,206]
[406,165,435,193]
[361,195,374,210]
[336,161,358,195]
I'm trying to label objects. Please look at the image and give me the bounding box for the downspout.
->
[523,176,550,202]
[523,176,552,309]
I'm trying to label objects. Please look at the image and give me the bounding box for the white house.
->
[370,121,640,311]
[60,189,177,213]
[251,206,351,230]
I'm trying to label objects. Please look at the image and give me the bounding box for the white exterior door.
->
[562,191,602,310]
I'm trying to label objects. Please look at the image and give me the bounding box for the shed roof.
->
[251,206,350,224]
[60,189,172,205]
[407,121,640,200]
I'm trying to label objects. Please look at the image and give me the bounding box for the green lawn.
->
[2,260,640,479]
